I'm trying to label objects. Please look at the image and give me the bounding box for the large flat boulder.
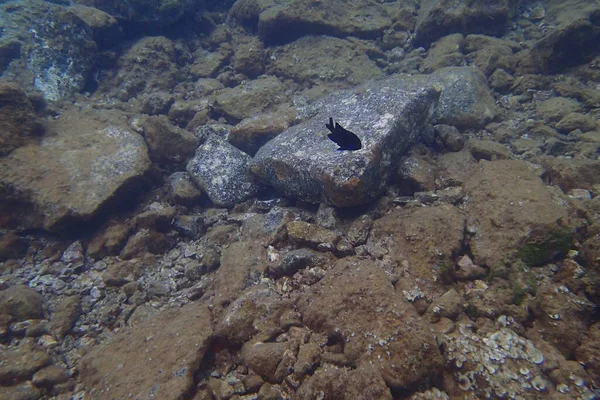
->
[0,110,150,231]
[249,76,441,207]
[80,302,213,400]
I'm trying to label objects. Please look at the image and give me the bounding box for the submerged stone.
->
[250,76,441,207]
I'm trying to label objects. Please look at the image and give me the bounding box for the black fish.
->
[325,117,362,151]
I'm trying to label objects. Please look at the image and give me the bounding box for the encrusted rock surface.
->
[250,75,440,207]
[297,257,444,389]
[256,0,393,45]
[465,160,569,268]
[80,302,213,400]
[415,0,513,48]
[1,0,600,399]
[0,82,43,156]
[0,109,151,231]
[187,134,260,207]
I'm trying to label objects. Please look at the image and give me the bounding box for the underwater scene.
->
[1,0,600,399]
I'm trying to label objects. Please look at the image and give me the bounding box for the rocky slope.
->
[1,0,600,399]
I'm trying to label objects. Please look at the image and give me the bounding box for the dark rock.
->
[141,115,199,167]
[519,4,600,73]
[186,134,260,207]
[168,172,204,207]
[250,75,440,207]
[256,0,392,45]
[110,36,181,101]
[0,82,44,156]
[241,341,287,383]
[232,36,265,78]
[67,4,123,49]
[540,157,600,192]
[80,302,213,400]
[265,36,384,89]
[0,381,43,400]
[297,258,443,389]
[414,0,512,48]
[31,364,70,388]
[428,66,498,130]
[0,110,150,232]
[48,295,80,338]
[0,342,51,385]
[467,139,510,160]
[86,222,131,260]
[119,229,174,260]
[268,248,323,278]
[0,232,26,261]
[0,0,97,100]
[0,285,44,323]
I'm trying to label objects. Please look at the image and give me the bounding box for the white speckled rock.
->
[186,134,259,207]
[249,76,441,207]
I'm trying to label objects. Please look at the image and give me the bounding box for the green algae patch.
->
[517,227,573,267]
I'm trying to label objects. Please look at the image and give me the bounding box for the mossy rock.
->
[517,227,573,267]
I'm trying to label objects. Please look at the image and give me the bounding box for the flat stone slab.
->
[0,110,150,231]
[249,76,440,207]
